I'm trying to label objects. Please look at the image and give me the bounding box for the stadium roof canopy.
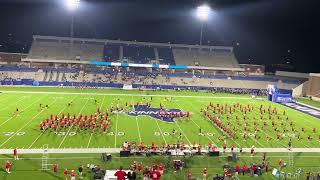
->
[32,35,234,51]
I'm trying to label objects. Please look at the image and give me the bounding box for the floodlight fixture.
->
[66,0,80,11]
[197,4,210,21]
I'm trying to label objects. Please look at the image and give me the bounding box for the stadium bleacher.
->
[173,48,239,68]
[28,39,104,61]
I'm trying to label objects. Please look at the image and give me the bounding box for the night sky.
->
[0,0,319,73]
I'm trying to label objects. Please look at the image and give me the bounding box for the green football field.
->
[0,86,319,149]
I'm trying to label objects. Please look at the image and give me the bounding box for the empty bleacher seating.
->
[173,48,239,68]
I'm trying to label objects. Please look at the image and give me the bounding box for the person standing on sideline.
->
[70,170,76,180]
[13,148,19,160]
[78,164,83,178]
[63,168,68,180]
[288,139,292,151]
[202,168,208,180]
[114,166,126,180]
[53,164,58,176]
[6,161,11,173]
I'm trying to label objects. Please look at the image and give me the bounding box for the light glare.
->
[197,4,210,21]
[66,0,80,11]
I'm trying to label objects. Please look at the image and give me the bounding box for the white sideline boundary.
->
[1,148,320,154]
[0,90,264,99]
[297,102,320,111]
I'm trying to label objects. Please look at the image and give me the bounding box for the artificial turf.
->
[0,86,319,149]
[0,86,320,179]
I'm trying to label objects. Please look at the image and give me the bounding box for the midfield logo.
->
[126,105,183,123]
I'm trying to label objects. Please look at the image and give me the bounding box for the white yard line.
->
[86,133,93,148]
[187,101,241,147]
[135,116,142,143]
[131,96,142,143]
[87,95,106,148]
[28,95,78,149]
[0,95,47,128]
[58,97,90,148]
[174,122,192,145]
[114,98,119,148]
[0,98,56,148]
[0,95,22,110]
[153,119,167,145]
[249,100,305,148]
[173,101,217,146]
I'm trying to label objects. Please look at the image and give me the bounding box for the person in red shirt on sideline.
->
[223,143,227,153]
[234,165,240,175]
[53,164,58,176]
[187,171,192,180]
[224,169,230,178]
[152,163,157,171]
[202,168,208,180]
[114,166,126,180]
[5,160,11,173]
[158,164,164,175]
[250,146,255,156]
[278,159,283,170]
[13,148,19,160]
[151,167,161,180]
[241,165,247,175]
[70,170,76,180]
[265,162,269,172]
[137,163,142,172]
[63,168,68,180]
[143,166,151,179]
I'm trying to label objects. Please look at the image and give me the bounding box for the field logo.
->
[283,102,320,119]
[126,105,184,122]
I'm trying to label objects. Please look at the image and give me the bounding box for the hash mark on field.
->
[0,97,55,148]
[28,96,78,149]
[58,96,89,148]
[0,95,46,128]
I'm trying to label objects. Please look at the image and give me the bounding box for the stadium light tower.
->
[65,0,80,38]
[196,4,211,46]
